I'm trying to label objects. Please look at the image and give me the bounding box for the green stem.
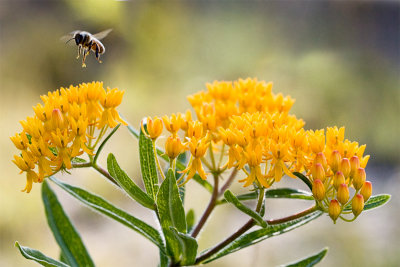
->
[190,173,219,238]
[93,124,120,164]
[153,140,166,180]
[92,163,119,186]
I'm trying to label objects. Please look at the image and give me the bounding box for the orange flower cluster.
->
[145,78,373,221]
[11,82,126,193]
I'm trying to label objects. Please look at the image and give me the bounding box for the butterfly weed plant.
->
[11,79,390,266]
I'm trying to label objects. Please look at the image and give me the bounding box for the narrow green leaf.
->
[59,252,68,264]
[224,190,267,228]
[71,157,87,163]
[216,192,257,205]
[159,249,170,267]
[139,125,159,200]
[170,227,198,265]
[283,247,328,267]
[203,210,323,263]
[265,188,314,200]
[93,123,120,164]
[186,209,195,233]
[107,153,155,210]
[343,194,391,212]
[50,177,165,253]
[157,169,187,261]
[293,172,313,191]
[42,181,94,267]
[126,123,213,193]
[15,242,69,267]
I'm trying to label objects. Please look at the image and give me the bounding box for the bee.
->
[61,29,112,67]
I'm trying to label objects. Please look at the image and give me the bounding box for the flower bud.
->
[350,156,360,178]
[337,183,350,205]
[333,171,345,190]
[311,163,326,182]
[339,158,351,178]
[51,108,64,129]
[352,194,364,217]
[329,150,341,173]
[146,116,163,140]
[329,199,341,222]
[165,136,186,159]
[312,179,325,201]
[314,152,328,170]
[353,168,366,190]
[360,181,372,201]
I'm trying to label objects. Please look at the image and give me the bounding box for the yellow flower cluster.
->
[145,78,373,221]
[11,82,126,193]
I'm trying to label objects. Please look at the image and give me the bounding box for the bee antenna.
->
[65,37,75,44]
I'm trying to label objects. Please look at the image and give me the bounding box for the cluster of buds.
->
[11,82,127,193]
[311,150,372,223]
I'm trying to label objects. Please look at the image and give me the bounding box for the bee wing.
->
[60,31,79,44]
[92,29,112,40]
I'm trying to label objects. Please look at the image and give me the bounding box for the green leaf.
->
[170,227,198,265]
[157,169,187,261]
[71,157,87,163]
[42,181,94,267]
[216,192,257,205]
[265,188,314,200]
[50,177,166,253]
[283,247,328,267]
[343,194,391,212]
[93,123,120,164]
[139,125,159,200]
[126,123,213,193]
[107,153,155,210]
[203,210,323,263]
[293,172,313,191]
[224,190,267,228]
[15,242,69,267]
[159,249,170,267]
[186,209,195,233]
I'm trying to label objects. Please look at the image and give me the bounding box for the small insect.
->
[61,29,112,67]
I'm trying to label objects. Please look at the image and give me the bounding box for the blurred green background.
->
[1,1,399,266]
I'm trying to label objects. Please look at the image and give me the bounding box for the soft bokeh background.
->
[1,1,399,266]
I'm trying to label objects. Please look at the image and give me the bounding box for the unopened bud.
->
[165,136,186,159]
[51,108,64,129]
[311,163,326,182]
[329,199,341,222]
[330,150,341,173]
[337,183,350,205]
[314,152,328,170]
[145,116,163,140]
[333,171,345,190]
[353,168,366,190]
[350,156,360,178]
[360,181,372,201]
[340,158,351,178]
[352,194,364,217]
[312,179,325,201]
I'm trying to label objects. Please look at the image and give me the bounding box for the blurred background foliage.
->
[0,1,399,267]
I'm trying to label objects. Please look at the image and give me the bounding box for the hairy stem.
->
[218,169,238,197]
[190,174,219,238]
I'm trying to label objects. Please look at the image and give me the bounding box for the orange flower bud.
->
[339,158,351,178]
[145,116,163,140]
[311,163,326,182]
[360,181,372,201]
[51,108,64,129]
[312,179,325,201]
[314,152,328,170]
[353,168,366,190]
[337,183,350,205]
[329,150,341,173]
[329,199,341,222]
[350,156,360,178]
[352,194,364,217]
[165,136,186,159]
[333,171,345,190]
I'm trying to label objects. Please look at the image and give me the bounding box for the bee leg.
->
[95,49,102,63]
[76,45,81,59]
[81,49,89,68]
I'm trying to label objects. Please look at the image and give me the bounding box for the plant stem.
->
[218,169,238,197]
[92,163,119,186]
[190,174,219,238]
[194,205,317,264]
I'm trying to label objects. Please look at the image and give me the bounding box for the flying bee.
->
[61,29,112,67]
